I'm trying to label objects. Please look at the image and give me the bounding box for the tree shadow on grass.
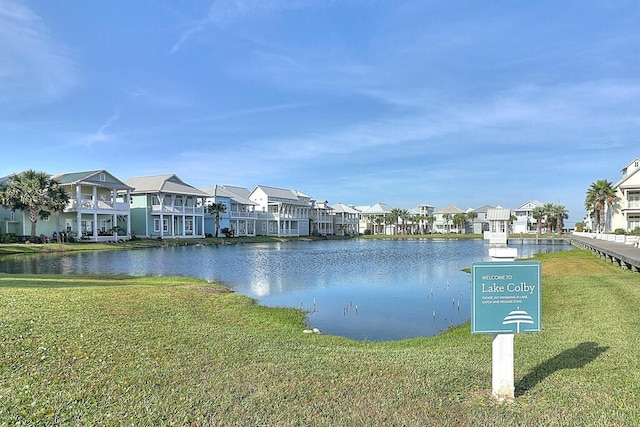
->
[515,342,609,397]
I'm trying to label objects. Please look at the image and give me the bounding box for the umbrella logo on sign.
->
[502,307,534,333]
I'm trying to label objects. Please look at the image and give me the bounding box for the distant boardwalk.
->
[571,233,640,273]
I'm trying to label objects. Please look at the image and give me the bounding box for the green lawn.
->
[1,249,639,425]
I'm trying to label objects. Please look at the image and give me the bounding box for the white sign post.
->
[489,246,516,401]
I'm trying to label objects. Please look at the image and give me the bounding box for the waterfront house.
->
[201,185,257,237]
[249,185,311,237]
[51,170,132,242]
[331,203,360,235]
[467,205,494,234]
[0,176,23,236]
[355,203,394,235]
[310,199,334,236]
[513,200,543,233]
[610,158,640,232]
[125,174,208,239]
[409,203,435,234]
[433,205,465,233]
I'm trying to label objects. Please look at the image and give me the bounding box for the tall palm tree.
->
[46,183,71,243]
[398,209,410,235]
[585,179,616,232]
[552,204,569,234]
[389,208,402,235]
[453,213,467,234]
[442,213,452,234]
[0,170,68,241]
[207,201,227,237]
[542,203,555,234]
[532,206,545,235]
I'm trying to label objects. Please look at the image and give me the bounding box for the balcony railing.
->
[229,211,257,218]
[151,205,205,214]
[67,199,129,212]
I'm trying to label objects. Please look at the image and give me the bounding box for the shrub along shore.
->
[1,244,638,425]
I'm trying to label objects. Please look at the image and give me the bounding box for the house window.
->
[42,213,50,221]
[99,172,106,181]
[81,220,93,233]
[163,219,169,232]
[154,219,160,232]
[629,192,640,209]
[151,196,160,206]
[99,219,109,232]
[629,215,640,231]
[185,219,193,232]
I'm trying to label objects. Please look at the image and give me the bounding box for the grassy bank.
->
[1,249,639,425]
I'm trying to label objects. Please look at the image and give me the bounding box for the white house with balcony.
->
[310,200,333,236]
[52,170,132,242]
[512,200,543,233]
[433,205,465,234]
[126,174,208,239]
[249,185,311,237]
[201,184,258,237]
[331,202,360,235]
[610,158,640,232]
[410,203,435,234]
[355,203,394,235]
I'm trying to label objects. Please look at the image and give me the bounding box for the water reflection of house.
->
[126,174,208,239]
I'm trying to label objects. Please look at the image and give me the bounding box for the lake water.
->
[0,238,571,341]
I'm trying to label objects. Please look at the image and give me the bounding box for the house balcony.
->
[260,212,309,220]
[151,205,205,215]
[229,211,257,219]
[67,199,130,214]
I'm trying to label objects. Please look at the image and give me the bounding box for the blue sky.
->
[2,0,640,226]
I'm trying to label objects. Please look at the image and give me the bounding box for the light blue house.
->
[125,174,208,239]
[200,185,258,237]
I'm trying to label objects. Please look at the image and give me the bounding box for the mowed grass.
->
[1,249,640,425]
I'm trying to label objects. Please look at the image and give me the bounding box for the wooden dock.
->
[570,235,640,273]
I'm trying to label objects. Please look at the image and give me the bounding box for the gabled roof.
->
[435,205,464,214]
[53,170,132,190]
[513,200,543,211]
[222,185,252,199]
[355,202,393,214]
[126,174,209,197]
[471,204,495,213]
[331,203,360,214]
[200,184,256,206]
[252,185,311,205]
[615,158,640,189]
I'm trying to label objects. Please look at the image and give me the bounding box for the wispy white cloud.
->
[0,0,78,108]
[86,110,120,145]
[168,0,319,55]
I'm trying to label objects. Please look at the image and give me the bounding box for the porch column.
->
[76,185,82,239]
[126,190,131,236]
[93,186,98,240]
[159,194,165,238]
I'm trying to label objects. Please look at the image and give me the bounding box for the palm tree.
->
[542,203,555,234]
[585,179,616,233]
[426,215,435,234]
[0,170,68,241]
[532,206,545,236]
[46,183,71,243]
[207,201,227,237]
[389,208,402,235]
[453,213,467,234]
[466,211,477,233]
[398,209,410,235]
[442,213,452,234]
[552,204,569,234]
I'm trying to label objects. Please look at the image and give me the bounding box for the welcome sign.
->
[471,261,541,334]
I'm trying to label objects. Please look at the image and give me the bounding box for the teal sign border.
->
[471,261,541,334]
